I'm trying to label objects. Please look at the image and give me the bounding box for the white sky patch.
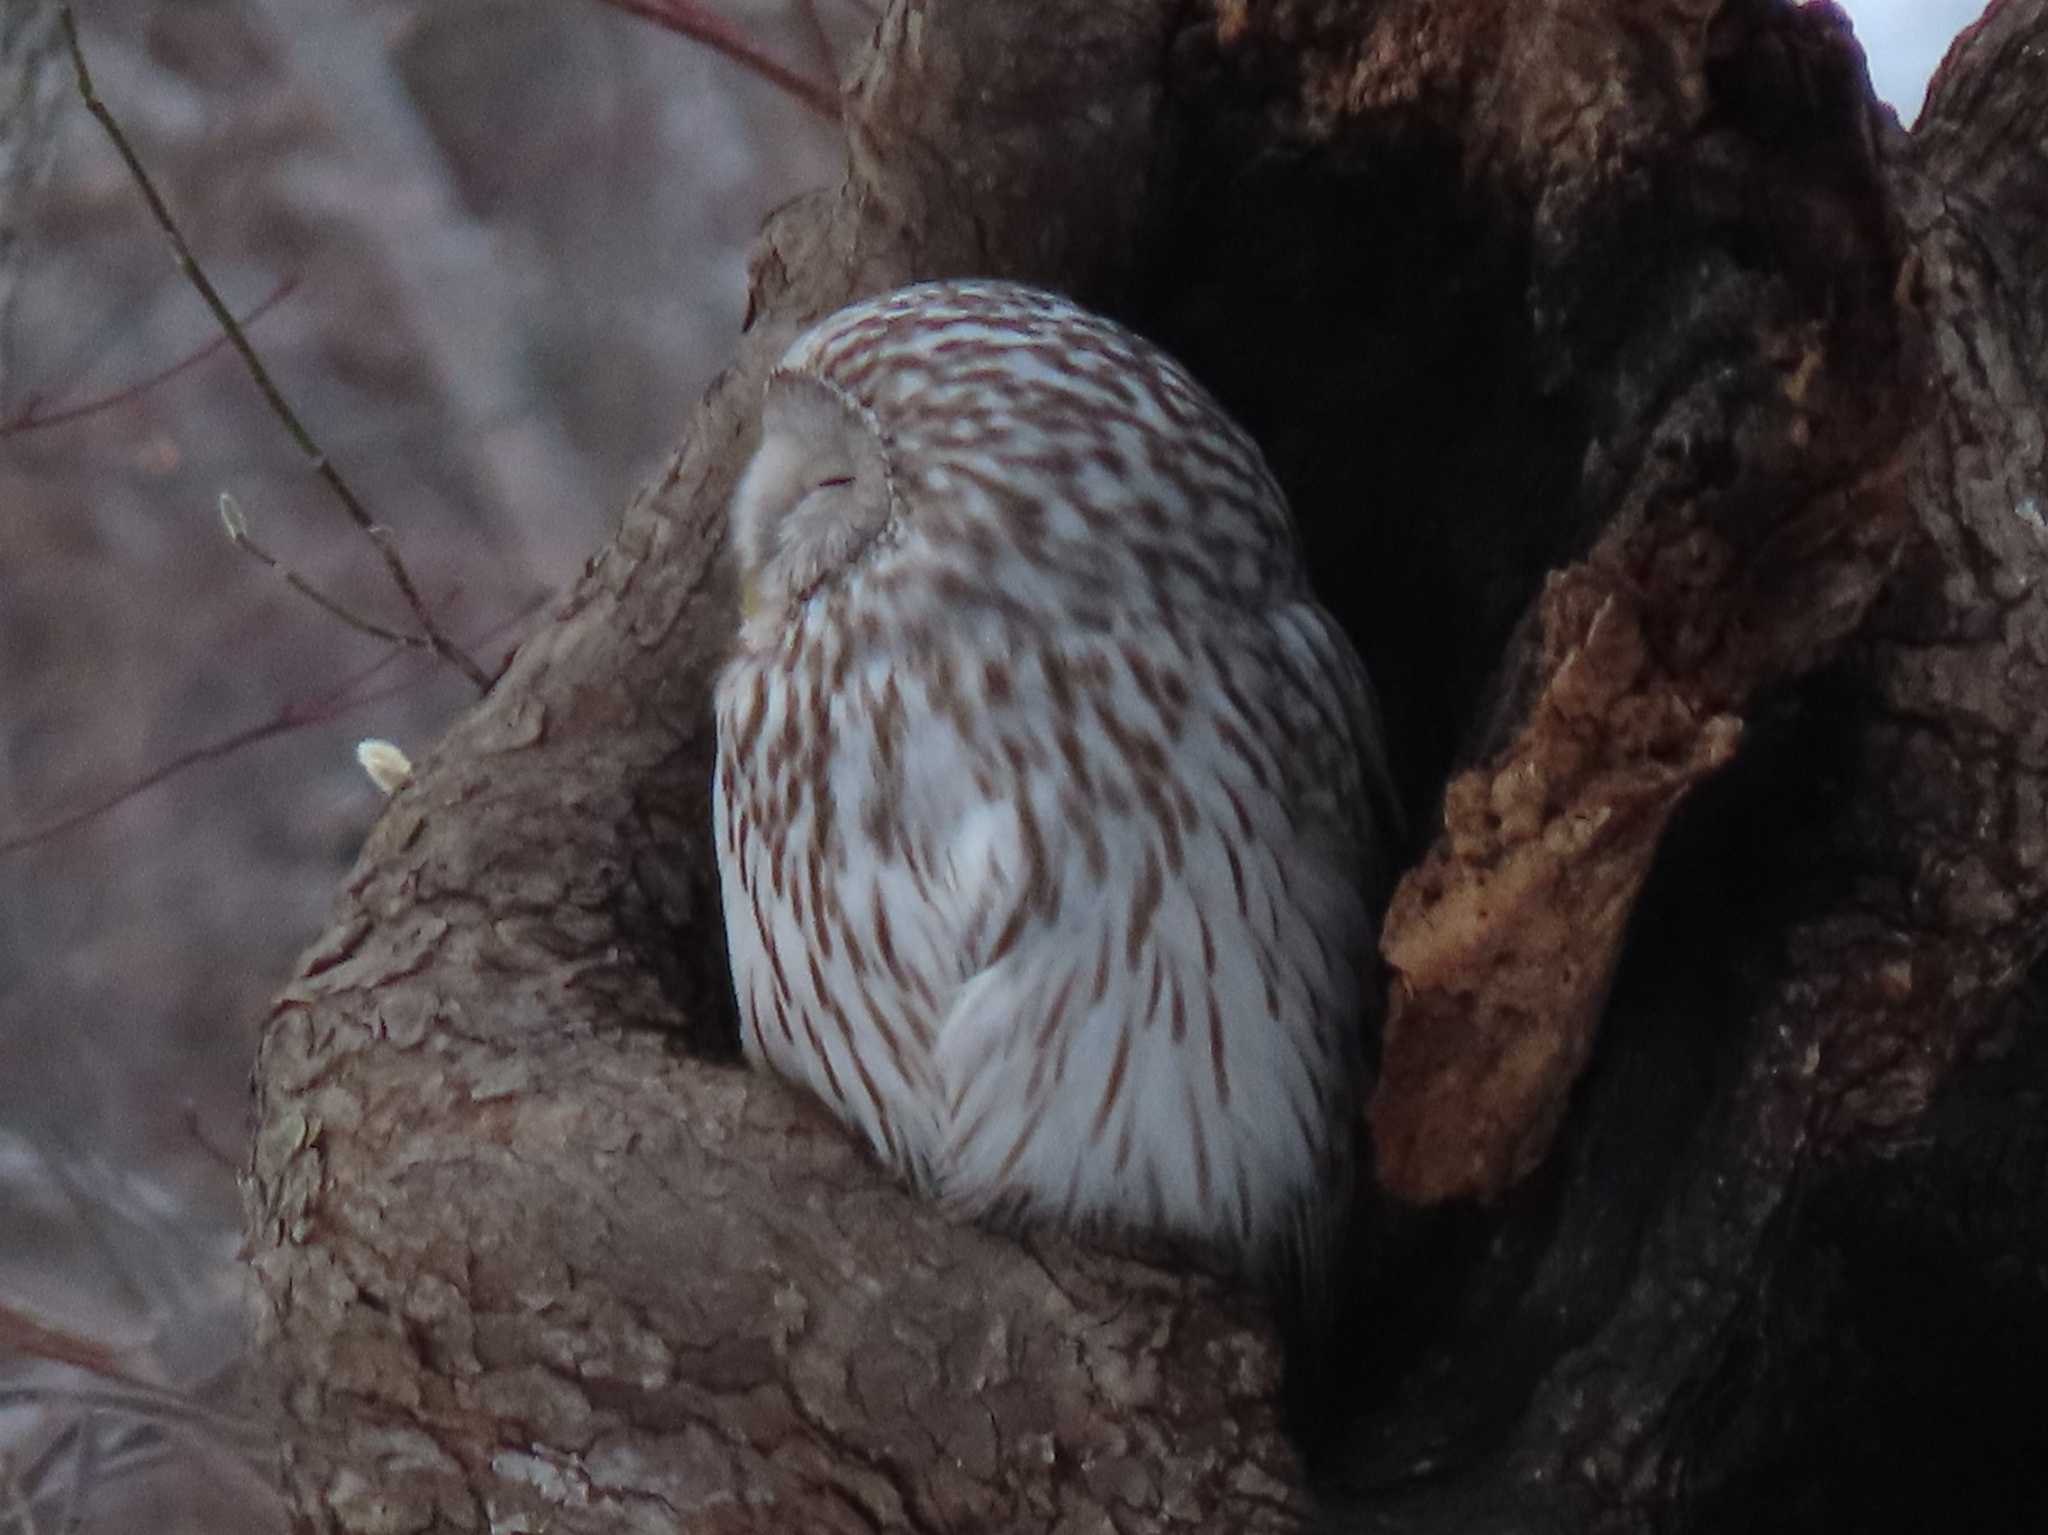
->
[1834,0,1985,124]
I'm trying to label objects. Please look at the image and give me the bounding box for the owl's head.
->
[730,371,895,642]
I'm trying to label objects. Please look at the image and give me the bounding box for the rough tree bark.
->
[244,1,2048,1531]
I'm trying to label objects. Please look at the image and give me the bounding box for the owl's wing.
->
[1271,595,1406,904]
[717,648,967,1191]
[917,605,1379,1262]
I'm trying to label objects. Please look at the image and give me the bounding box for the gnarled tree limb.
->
[246,1,2048,1530]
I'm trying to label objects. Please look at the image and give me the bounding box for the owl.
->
[712,280,1394,1282]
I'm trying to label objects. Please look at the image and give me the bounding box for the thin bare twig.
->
[593,0,840,121]
[0,276,297,435]
[58,6,494,693]
[0,1305,131,1386]
[0,707,311,854]
[217,493,419,648]
[0,592,544,860]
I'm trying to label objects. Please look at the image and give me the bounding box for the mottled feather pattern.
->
[714,280,1394,1275]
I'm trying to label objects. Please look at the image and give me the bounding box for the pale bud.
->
[355,739,413,795]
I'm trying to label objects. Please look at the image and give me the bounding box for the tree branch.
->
[60,5,494,694]
[242,1,2048,1530]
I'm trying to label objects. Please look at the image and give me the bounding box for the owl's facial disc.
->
[730,374,893,631]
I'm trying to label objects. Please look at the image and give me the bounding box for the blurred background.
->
[0,0,1987,1529]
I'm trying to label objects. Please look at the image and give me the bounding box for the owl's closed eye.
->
[730,373,894,635]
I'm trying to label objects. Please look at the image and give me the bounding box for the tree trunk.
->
[244,1,2048,1530]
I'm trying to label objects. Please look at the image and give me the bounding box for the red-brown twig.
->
[59,6,495,694]
[0,695,364,860]
[0,593,544,860]
[0,1303,137,1387]
[593,0,841,121]
[0,276,298,435]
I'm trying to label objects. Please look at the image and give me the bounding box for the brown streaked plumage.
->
[713,280,1397,1282]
